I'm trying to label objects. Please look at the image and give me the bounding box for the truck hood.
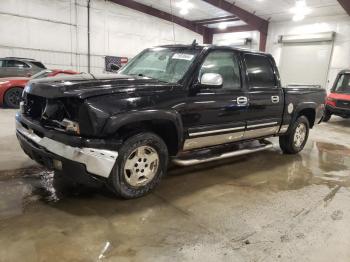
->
[25,73,175,99]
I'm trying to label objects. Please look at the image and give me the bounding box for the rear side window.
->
[0,60,4,67]
[244,54,276,88]
[6,60,30,68]
[31,61,46,69]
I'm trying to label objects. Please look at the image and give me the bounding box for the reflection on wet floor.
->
[0,139,349,221]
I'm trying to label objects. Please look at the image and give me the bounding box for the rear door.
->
[243,53,284,139]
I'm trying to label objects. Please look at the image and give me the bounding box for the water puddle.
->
[0,139,349,220]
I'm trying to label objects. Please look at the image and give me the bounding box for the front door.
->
[243,53,284,139]
[181,50,248,150]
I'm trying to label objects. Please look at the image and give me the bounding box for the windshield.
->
[31,70,53,79]
[119,48,199,83]
[334,74,350,93]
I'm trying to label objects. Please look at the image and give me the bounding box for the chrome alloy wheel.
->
[124,145,159,187]
[294,123,307,148]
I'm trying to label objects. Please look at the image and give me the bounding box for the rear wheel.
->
[108,132,168,199]
[279,116,310,154]
[4,87,23,108]
[323,110,332,122]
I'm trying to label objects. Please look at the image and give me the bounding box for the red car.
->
[324,69,350,121]
[0,69,78,108]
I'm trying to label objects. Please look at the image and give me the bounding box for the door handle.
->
[237,96,248,106]
[271,96,280,103]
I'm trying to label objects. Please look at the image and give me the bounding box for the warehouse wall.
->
[211,15,350,91]
[267,15,350,91]
[0,0,202,74]
[213,31,260,51]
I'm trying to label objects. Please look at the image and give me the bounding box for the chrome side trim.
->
[174,141,274,166]
[247,122,278,129]
[278,124,289,134]
[243,126,279,139]
[16,121,118,178]
[189,126,245,137]
[184,131,244,151]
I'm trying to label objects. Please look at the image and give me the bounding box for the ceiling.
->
[132,0,346,28]
[232,0,346,21]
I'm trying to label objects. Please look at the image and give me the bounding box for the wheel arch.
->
[293,103,316,128]
[104,110,184,156]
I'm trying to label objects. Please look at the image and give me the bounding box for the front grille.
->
[23,93,82,131]
[24,93,46,119]
[336,100,350,109]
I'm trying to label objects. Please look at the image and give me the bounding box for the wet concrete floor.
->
[0,116,350,261]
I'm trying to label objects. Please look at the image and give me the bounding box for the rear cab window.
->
[31,61,46,69]
[244,53,277,88]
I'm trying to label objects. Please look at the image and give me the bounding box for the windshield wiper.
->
[128,73,170,84]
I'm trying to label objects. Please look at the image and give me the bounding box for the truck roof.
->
[158,44,267,55]
[339,69,350,74]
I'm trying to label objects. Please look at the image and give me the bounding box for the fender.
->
[104,109,184,149]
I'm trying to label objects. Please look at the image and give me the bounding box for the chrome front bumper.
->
[16,121,118,178]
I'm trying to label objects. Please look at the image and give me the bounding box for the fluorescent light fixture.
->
[290,0,312,22]
[218,22,228,30]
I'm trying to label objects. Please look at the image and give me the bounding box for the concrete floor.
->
[0,109,350,261]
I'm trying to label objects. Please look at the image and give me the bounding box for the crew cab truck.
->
[16,44,326,199]
[324,69,350,121]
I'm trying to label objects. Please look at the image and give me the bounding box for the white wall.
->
[212,15,350,91]
[267,15,350,91]
[0,0,202,74]
[213,31,260,51]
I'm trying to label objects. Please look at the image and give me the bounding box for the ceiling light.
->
[179,8,189,15]
[176,0,193,15]
[290,0,312,22]
[218,23,228,30]
[176,0,193,10]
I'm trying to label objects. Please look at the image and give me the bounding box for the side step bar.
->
[173,140,274,167]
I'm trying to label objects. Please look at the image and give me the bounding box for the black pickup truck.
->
[16,44,326,198]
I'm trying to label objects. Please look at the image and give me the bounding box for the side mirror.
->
[200,73,223,88]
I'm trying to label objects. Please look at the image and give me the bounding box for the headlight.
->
[61,119,80,134]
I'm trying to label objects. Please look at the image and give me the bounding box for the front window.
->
[119,48,199,83]
[334,74,350,93]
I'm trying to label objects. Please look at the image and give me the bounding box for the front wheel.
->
[108,132,168,199]
[279,116,310,154]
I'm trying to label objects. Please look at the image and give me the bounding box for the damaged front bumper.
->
[16,119,118,178]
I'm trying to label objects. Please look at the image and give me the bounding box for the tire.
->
[4,87,23,108]
[108,132,168,199]
[279,116,310,154]
[323,110,332,122]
